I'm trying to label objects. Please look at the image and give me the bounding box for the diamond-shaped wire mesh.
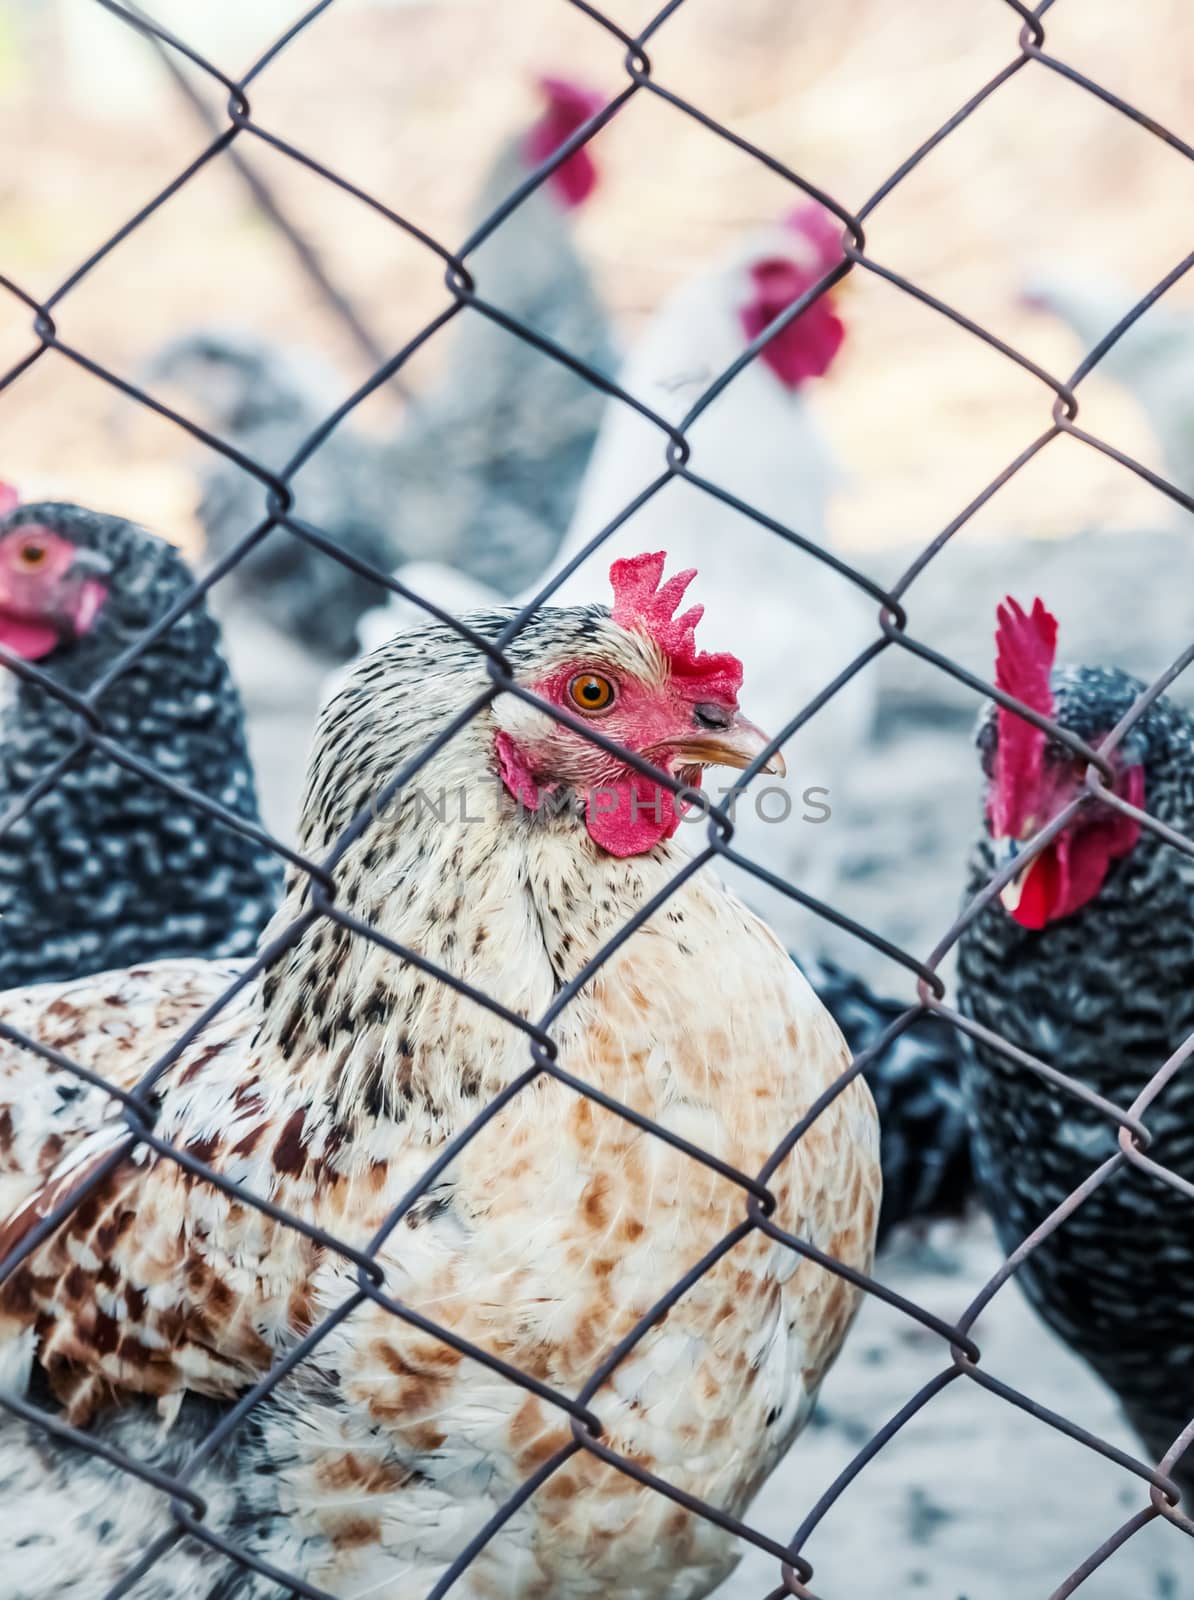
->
[0,0,1191,1595]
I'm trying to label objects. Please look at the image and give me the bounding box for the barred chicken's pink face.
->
[0,525,109,660]
[495,553,783,858]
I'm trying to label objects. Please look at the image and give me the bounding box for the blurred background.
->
[2,2,1192,1594]
[1,0,1192,543]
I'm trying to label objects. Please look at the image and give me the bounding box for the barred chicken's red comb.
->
[0,481,19,515]
[991,595,1059,836]
[610,551,743,702]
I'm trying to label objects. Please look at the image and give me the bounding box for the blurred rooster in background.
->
[368,203,874,951]
[957,595,1194,1498]
[148,75,616,658]
[0,551,878,1599]
[0,499,281,991]
[538,203,873,951]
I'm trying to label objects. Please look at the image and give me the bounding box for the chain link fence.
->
[0,0,1191,1594]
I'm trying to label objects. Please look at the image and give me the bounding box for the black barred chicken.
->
[0,500,281,992]
[0,551,877,1598]
[958,596,1194,1499]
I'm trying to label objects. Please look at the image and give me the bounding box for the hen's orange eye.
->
[568,672,616,713]
[16,543,47,569]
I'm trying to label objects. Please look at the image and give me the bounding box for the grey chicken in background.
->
[148,75,617,659]
[0,499,282,988]
[957,595,1194,1499]
[144,330,395,659]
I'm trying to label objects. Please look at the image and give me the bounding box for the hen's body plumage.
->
[0,503,281,991]
[958,662,1194,1497]
[0,580,878,1597]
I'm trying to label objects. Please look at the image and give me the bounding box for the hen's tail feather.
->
[801,957,974,1246]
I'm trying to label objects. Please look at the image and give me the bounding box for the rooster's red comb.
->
[785,203,846,275]
[526,76,605,208]
[609,551,743,703]
[0,481,19,516]
[991,595,1059,837]
[537,75,604,122]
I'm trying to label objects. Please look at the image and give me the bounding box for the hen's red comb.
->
[610,551,743,702]
[0,481,19,515]
[991,595,1059,837]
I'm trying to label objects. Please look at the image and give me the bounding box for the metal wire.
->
[0,0,1191,1594]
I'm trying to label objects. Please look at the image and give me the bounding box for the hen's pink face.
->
[0,524,110,660]
[740,205,847,390]
[495,552,782,858]
[524,75,605,208]
[986,596,1142,930]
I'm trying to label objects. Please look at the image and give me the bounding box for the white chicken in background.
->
[1022,264,1194,507]
[356,205,875,950]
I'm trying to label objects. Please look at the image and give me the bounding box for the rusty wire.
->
[0,0,1191,1595]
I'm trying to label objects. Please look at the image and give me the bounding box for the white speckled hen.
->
[0,552,878,1599]
[0,501,282,990]
[957,596,1194,1498]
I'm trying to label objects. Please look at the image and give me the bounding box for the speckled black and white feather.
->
[957,666,1194,1495]
[803,959,973,1245]
[0,503,283,988]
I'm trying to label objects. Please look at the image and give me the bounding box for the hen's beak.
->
[652,714,786,777]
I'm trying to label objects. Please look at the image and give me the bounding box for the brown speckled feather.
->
[0,962,320,1416]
